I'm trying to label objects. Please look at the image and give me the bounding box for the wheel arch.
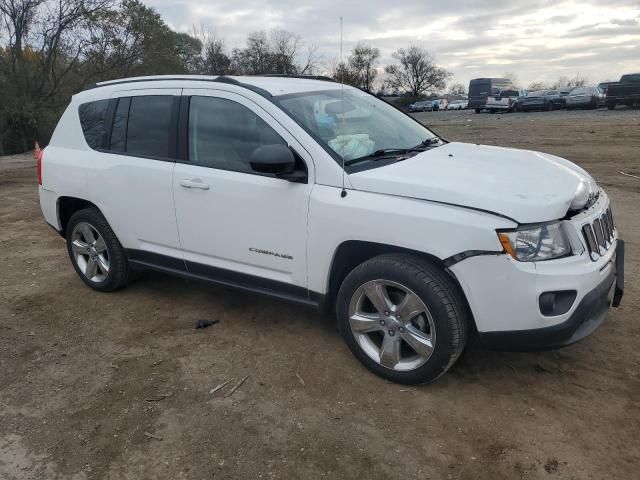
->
[57,196,99,238]
[322,240,476,331]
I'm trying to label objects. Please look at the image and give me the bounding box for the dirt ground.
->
[1,108,639,480]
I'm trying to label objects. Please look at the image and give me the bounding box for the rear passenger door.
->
[172,89,314,298]
[86,89,184,265]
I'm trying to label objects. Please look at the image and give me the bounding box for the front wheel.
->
[66,207,130,292]
[336,254,468,384]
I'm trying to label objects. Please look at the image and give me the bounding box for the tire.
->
[546,102,553,111]
[336,254,468,385]
[607,102,616,110]
[66,207,130,292]
[474,108,481,114]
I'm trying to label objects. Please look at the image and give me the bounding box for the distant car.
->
[597,82,617,96]
[447,100,468,110]
[566,86,605,109]
[518,90,564,111]
[605,73,640,109]
[408,101,433,112]
[485,89,521,113]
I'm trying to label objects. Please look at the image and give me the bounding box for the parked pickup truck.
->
[606,73,640,109]
[485,89,521,113]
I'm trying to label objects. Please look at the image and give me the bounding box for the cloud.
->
[146,0,640,87]
[610,18,638,26]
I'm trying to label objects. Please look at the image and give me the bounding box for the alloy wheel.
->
[71,222,109,282]
[348,279,436,371]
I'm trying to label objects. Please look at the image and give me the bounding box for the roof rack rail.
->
[81,75,272,98]
[259,74,337,83]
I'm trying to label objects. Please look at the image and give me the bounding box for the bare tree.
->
[231,31,273,74]
[553,74,588,89]
[0,0,205,153]
[502,71,519,87]
[330,58,358,86]
[448,82,467,95]
[527,81,549,91]
[270,29,300,74]
[299,43,320,75]
[348,42,380,92]
[384,46,451,96]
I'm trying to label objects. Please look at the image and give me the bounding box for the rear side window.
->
[125,96,174,158]
[78,100,109,149]
[109,97,130,152]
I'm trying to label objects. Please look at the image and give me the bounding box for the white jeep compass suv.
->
[38,75,624,384]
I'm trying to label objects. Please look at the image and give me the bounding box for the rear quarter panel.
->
[39,102,92,230]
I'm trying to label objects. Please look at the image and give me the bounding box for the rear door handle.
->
[179,178,210,190]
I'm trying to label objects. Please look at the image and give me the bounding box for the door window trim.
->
[100,94,180,163]
[176,94,308,180]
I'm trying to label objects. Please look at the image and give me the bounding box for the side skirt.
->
[126,249,322,310]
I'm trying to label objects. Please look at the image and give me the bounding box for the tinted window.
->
[188,96,286,173]
[620,74,640,83]
[110,97,130,152]
[126,96,174,158]
[469,81,490,96]
[78,100,109,149]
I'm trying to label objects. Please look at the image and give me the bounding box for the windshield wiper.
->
[344,137,441,166]
[418,137,441,147]
[344,147,424,165]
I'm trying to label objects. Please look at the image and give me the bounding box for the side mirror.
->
[250,144,295,175]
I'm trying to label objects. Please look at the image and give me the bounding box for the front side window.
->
[78,100,109,149]
[276,88,436,165]
[188,96,286,173]
[125,96,174,158]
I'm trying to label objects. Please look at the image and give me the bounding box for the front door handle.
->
[179,178,210,190]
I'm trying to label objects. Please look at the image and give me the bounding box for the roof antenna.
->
[339,16,347,198]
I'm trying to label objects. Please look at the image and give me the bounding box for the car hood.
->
[348,142,597,223]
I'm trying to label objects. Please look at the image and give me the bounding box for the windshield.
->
[275,88,436,164]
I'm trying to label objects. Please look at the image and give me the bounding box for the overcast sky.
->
[148,0,640,88]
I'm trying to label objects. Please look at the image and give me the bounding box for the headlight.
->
[497,222,571,261]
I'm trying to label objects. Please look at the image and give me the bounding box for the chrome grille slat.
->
[602,213,611,241]
[593,218,604,249]
[581,206,616,261]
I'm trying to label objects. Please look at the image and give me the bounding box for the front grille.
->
[582,207,615,260]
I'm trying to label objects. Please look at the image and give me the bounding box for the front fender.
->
[307,185,515,294]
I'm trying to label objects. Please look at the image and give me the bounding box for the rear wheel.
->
[336,254,468,384]
[66,208,129,292]
[474,108,481,113]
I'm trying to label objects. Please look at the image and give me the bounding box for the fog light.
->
[539,291,577,316]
